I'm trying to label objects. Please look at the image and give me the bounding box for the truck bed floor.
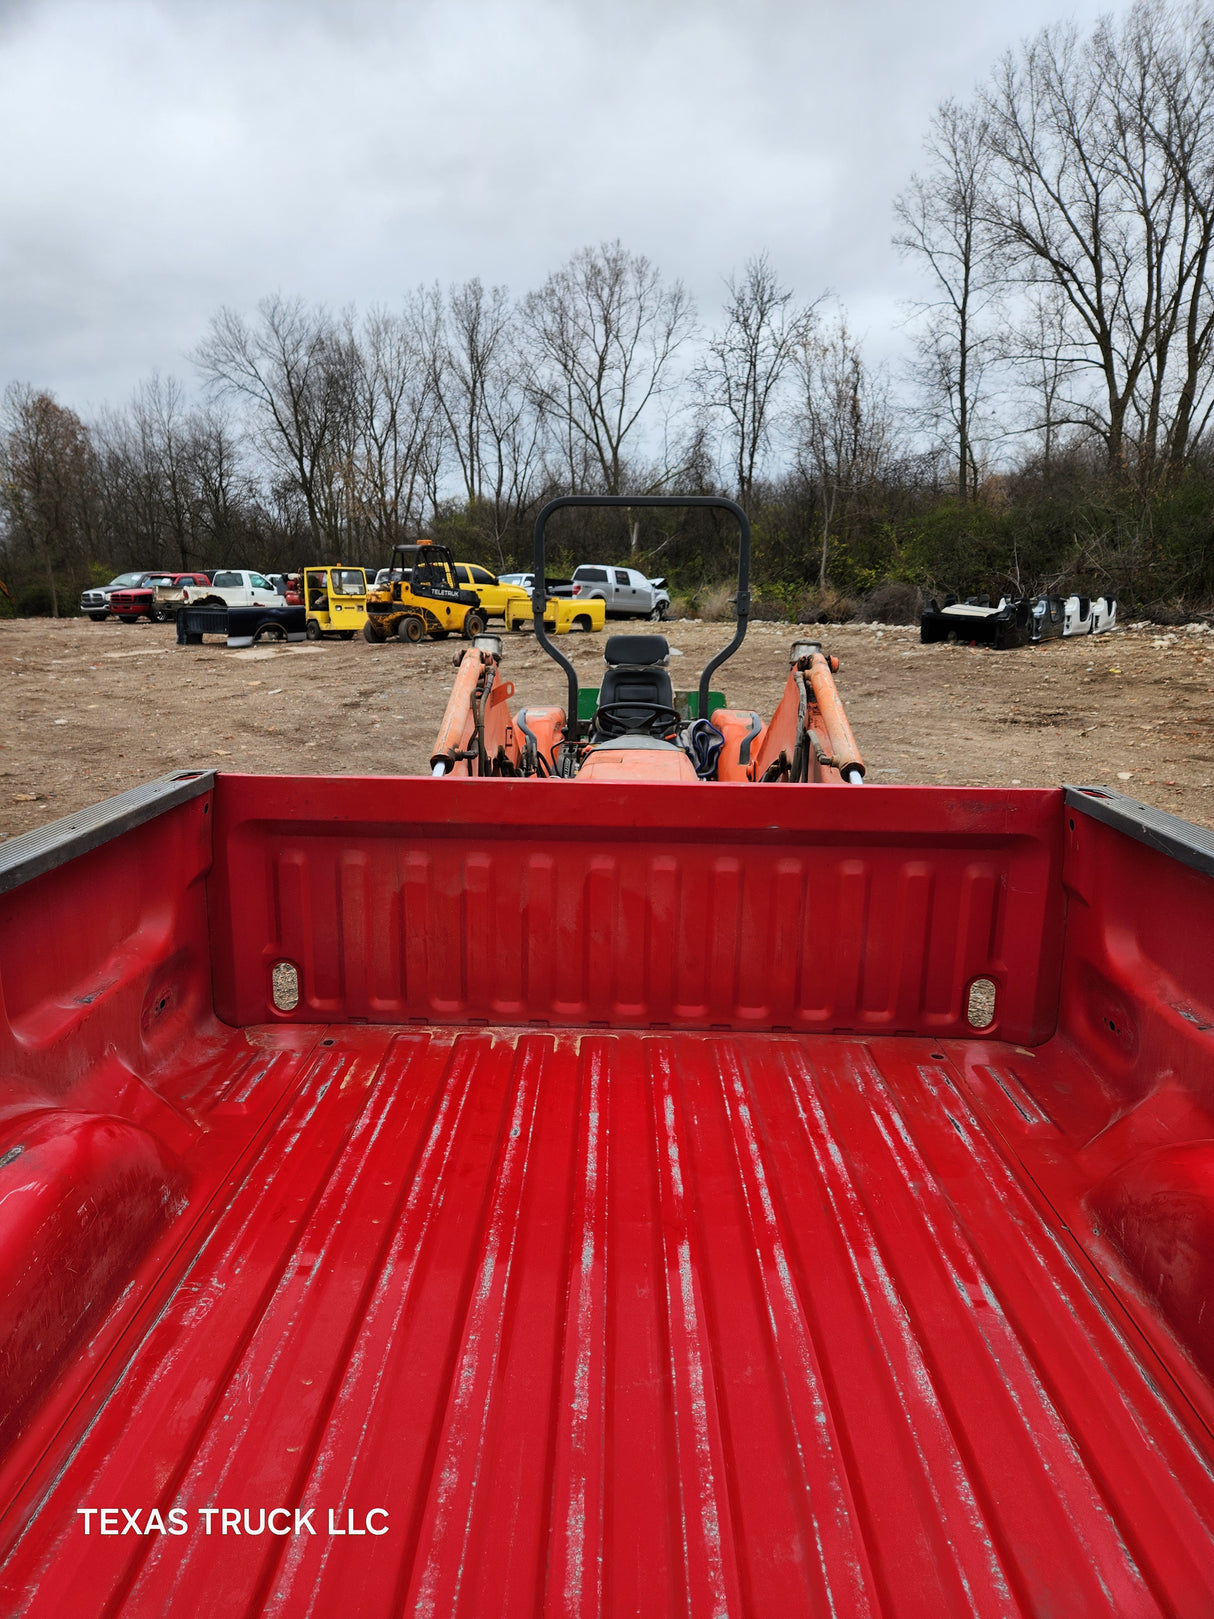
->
[4,1027,1214,1617]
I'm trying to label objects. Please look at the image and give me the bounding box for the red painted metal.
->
[207,778,1066,1042]
[0,775,1213,1614]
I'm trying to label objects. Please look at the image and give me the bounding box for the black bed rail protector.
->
[1066,784,1214,880]
[0,770,215,896]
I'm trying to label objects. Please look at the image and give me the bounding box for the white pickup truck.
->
[180,569,283,608]
[571,564,670,620]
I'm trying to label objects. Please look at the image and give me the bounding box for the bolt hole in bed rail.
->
[2,777,1214,1611]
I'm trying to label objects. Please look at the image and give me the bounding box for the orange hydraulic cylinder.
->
[807,653,865,778]
[430,650,488,774]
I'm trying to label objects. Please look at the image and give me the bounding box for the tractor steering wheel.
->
[593,701,681,741]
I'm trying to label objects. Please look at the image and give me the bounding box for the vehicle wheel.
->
[339,630,355,640]
[648,605,666,621]
[362,622,386,643]
[150,610,166,624]
[398,615,425,643]
[462,610,487,640]
[253,624,286,645]
[87,613,108,623]
[305,619,322,640]
[573,615,593,632]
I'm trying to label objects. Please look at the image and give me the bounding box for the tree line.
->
[4,0,1214,620]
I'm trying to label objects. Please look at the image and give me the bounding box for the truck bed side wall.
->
[1051,790,1214,1383]
[1058,794,1214,1132]
[0,786,219,1117]
[0,778,219,1450]
[206,777,1066,1043]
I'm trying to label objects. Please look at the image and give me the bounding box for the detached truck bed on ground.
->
[2,770,1214,1615]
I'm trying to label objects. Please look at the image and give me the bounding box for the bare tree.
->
[0,384,96,614]
[794,314,895,588]
[523,242,695,497]
[195,296,355,552]
[131,376,203,569]
[697,253,814,510]
[981,2,1214,479]
[426,279,548,564]
[895,100,999,501]
[183,406,251,564]
[93,377,258,572]
[350,302,439,554]
[1001,286,1085,471]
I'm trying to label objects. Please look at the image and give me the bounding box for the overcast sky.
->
[0,0,1113,414]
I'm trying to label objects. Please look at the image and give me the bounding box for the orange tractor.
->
[428,495,864,785]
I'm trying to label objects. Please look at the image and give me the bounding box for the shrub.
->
[860,580,923,624]
[749,595,790,622]
[789,587,860,624]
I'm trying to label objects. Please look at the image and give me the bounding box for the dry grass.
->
[697,585,738,622]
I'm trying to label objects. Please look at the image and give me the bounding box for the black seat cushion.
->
[604,634,668,666]
[598,663,674,712]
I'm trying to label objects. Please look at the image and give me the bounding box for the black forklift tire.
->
[462,610,487,640]
[398,616,425,643]
[362,622,386,643]
[305,619,322,640]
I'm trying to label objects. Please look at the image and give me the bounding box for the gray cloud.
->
[0,0,1111,411]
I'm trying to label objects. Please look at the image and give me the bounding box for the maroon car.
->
[107,572,211,623]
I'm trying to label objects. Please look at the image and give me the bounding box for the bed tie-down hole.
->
[967,977,997,1030]
[271,961,300,1012]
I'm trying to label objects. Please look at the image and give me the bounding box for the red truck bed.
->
[1,775,1213,1614]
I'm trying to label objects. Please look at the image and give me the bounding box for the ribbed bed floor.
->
[4,1026,1214,1617]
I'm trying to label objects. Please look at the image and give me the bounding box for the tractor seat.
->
[604,633,669,667]
[592,635,675,741]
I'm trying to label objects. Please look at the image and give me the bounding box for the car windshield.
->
[109,573,146,588]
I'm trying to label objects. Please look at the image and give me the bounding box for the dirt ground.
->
[3,613,1213,842]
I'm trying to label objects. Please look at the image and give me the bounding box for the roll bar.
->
[531,495,751,739]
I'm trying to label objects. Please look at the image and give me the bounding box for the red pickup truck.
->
[108,573,211,623]
[1,499,1213,1614]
